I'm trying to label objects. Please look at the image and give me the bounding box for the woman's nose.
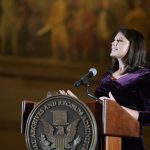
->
[112,41,118,46]
[112,41,115,46]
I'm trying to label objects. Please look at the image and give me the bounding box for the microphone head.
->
[74,68,97,87]
[89,68,97,76]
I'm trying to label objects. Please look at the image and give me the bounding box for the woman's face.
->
[110,32,130,59]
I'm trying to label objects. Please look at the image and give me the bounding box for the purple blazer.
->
[95,67,150,150]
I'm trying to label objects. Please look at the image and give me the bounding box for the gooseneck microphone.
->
[74,68,97,87]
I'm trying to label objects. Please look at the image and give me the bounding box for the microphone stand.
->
[84,82,99,101]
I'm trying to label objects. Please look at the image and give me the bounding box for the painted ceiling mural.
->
[0,0,150,64]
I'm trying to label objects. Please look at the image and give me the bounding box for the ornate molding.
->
[0,56,109,82]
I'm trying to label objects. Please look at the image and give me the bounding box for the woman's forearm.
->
[121,106,139,120]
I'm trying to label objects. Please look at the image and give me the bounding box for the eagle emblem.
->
[39,118,81,150]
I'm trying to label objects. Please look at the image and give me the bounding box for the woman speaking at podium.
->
[95,28,150,150]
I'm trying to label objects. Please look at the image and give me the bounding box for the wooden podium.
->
[21,99,140,150]
[86,100,140,150]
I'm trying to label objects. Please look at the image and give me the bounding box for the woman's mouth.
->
[111,47,118,51]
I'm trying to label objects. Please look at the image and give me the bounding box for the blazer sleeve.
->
[138,74,150,126]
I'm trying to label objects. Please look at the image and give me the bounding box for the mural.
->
[0,0,150,64]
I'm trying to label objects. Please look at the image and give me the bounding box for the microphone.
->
[74,68,97,87]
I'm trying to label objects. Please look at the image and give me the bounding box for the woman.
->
[95,28,150,150]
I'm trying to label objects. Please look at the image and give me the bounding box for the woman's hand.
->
[99,91,116,101]
[99,91,139,120]
[108,92,139,120]
[108,92,116,101]
[59,90,78,99]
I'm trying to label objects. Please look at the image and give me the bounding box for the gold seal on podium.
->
[25,94,98,150]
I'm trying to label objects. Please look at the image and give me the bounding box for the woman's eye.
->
[117,39,122,42]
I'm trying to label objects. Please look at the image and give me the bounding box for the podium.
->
[86,100,140,150]
[21,99,140,150]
